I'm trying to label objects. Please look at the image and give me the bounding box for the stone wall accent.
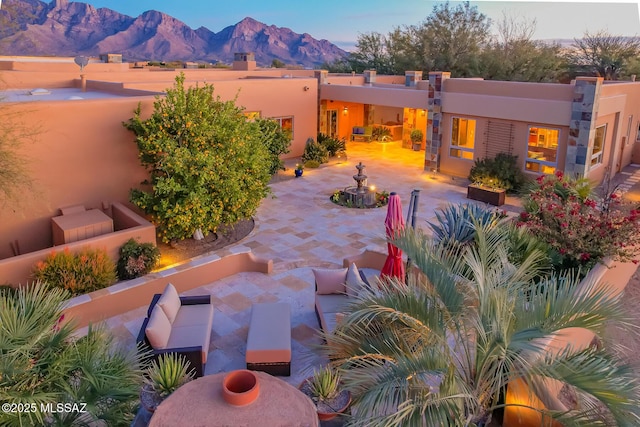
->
[565,77,603,177]
[425,71,451,171]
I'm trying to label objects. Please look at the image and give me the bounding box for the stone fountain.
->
[343,162,376,207]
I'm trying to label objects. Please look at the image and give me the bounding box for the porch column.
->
[425,71,450,172]
[314,70,328,135]
[565,77,603,178]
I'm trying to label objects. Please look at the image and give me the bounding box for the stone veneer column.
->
[565,77,603,177]
[314,70,328,135]
[405,71,423,87]
[364,70,376,84]
[425,71,451,171]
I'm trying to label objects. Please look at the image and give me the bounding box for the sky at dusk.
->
[80,1,639,50]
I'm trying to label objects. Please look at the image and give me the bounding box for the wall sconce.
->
[303,86,310,91]
[343,106,348,115]
[420,109,426,116]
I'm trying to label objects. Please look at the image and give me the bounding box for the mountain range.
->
[0,0,347,67]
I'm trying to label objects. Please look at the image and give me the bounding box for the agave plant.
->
[145,353,195,397]
[321,218,640,426]
[306,366,341,403]
[0,282,144,427]
[427,203,503,246]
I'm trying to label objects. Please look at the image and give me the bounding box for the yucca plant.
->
[321,217,640,426]
[306,366,341,403]
[145,353,194,397]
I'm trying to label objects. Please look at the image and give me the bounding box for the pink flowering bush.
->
[518,171,640,272]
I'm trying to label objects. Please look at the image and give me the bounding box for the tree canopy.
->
[568,30,640,80]
[124,74,272,242]
[333,1,638,83]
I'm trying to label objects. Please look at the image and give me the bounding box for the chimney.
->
[405,71,423,87]
[232,52,256,71]
[364,70,376,84]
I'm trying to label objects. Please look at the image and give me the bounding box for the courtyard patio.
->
[92,140,566,424]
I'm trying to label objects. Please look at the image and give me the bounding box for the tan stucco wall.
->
[0,97,153,259]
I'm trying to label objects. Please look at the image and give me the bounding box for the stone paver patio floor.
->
[102,140,527,388]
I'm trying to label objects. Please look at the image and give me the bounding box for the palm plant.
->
[322,219,640,426]
[0,282,144,426]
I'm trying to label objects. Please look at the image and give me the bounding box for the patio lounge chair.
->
[136,283,214,378]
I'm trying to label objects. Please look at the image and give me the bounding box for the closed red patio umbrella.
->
[381,192,405,282]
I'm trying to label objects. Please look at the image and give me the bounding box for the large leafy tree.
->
[479,14,565,82]
[348,32,394,74]
[124,74,271,242]
[417,1,491,77]
[322,213,640,426]
[568,30,640,80]
[0,283,143,426]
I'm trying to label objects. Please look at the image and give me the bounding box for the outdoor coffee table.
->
[149,371,318,426]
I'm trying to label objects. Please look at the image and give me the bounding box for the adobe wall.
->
[63,250,273,328]
[438,114,570,179]
[0,97,153,259]
[0,203,155,286]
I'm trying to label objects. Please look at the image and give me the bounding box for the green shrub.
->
[410,129,423,143]
[33,248,117,296]
[0,282,143,426]
[371,126,392,141]
[306,366,341,402]
[301,139,329,164]
[468,153,529,192]
[304,160,321,168]
[117,238,160,280]
[124,74,271,242]
[317,133,346,157]
[256,118,292,175]
[428,203,503,246]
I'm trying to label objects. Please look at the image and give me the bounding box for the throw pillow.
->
[145,306,171,349]
[345,263,367,298]
[157,283,181,323]
[313,268,348,295]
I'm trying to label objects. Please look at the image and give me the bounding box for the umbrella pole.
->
[405,189,420,281]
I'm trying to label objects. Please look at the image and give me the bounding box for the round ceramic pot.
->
[295,169,303,177]
[222,370,260,406]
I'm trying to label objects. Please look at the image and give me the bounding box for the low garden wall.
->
[63,249,273,328]
[0,202,155,285]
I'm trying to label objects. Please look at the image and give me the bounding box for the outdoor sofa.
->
[313,263,372,334]
[136,283,214,378]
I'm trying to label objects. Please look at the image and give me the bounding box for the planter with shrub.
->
[140,353,195,412]
[299,366,351,421]
[117,238,160,280]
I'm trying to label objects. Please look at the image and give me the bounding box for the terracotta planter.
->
[299,378,351,421]
[222,370,260,406]
[467,184,506,206]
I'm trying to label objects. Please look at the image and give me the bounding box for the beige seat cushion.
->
[315,294,351,332]
[345,263,367,297]
[145,306,171,349]
[172,303,214,328]
[157,283,181,323]
[167,322,213,364]
[246,303,291,364]
[313,268,347,295]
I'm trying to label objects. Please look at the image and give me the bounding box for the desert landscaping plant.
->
[317,132,346,157]
[321,217,640,426]
[124,73,271,242]
[256,117,292,175]
[33,248,117,296]
[301,138,329,165]
[0,282,143,426]
[117,238,160,280]
[519,171,640,272]
[468,153,529,192]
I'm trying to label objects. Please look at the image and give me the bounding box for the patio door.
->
[326,110,338,138]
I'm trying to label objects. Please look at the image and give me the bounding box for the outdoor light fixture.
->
[303,86,310,91]
[421,109,426,116]
[343,106,348,114]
